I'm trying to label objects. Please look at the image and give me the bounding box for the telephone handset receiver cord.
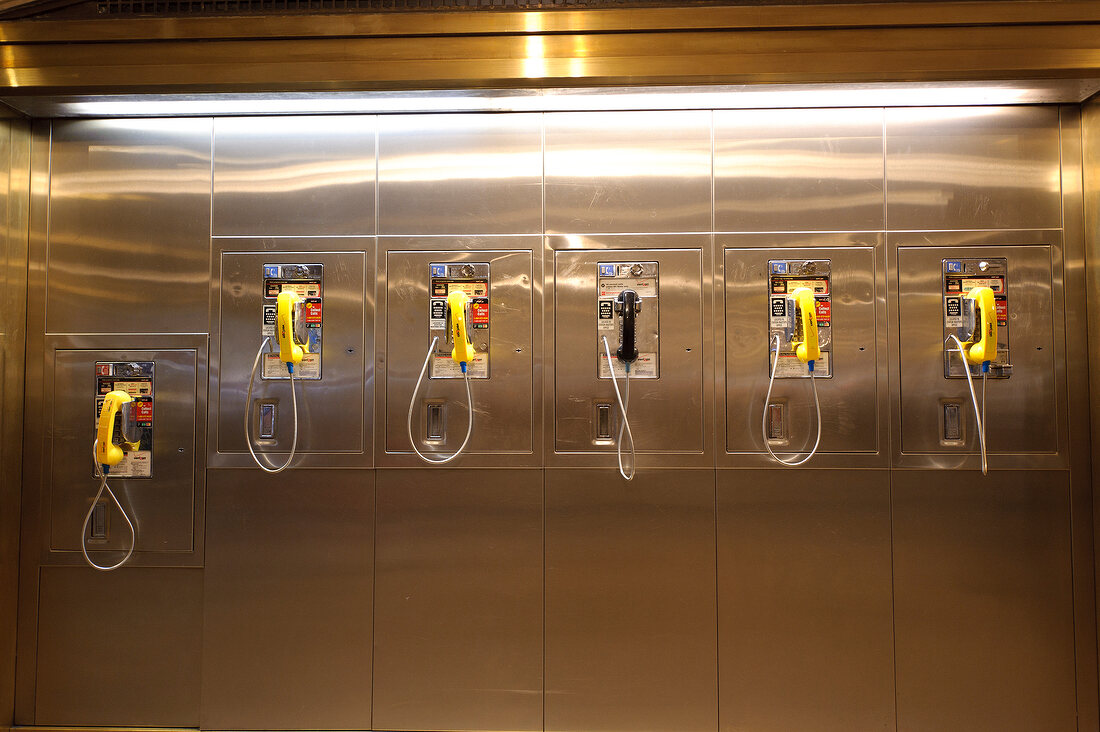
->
[602,335,636,481]
[947,334,988,475]
[244,336,299,473]
[81,441,136,571]
[762,334,822,467]
[407,335,474,464]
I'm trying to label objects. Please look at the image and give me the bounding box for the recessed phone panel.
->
[597,261,659,379]
[261,263,323,380]
[50,344,200,554]
[94,361,154,478]
[214,245,369,463]
[897,242,1057,458]
[942,257,1011,378]
[768,259,832,378]
[429,262,490,379]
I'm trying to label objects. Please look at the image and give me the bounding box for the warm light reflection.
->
[523,36,548,79]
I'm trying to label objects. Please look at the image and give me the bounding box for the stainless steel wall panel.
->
[213,115,376,236]
[720,237,885,467]
[1057,104,1099,729]
[45,118,212,334]
[378,113,541,235]
[714,108,885,232]
[209,238,372,468]
[0,117,30,729]
[894,235,1065,466]
[34,567,202,726]
[893,470,1076,732]
[16,121,57,724]
[548,235,713,467]
[885,106,1062,231]
[717,469,894,732]
[45,339,204,558]
[373,468,542,732]
[379,239,540,466]
[545,468,717,732]
[545,111,711,234]
[201,469,373,730]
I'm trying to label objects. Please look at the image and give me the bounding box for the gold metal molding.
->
[4,1,1100,42]
[4,18,1100,95]
[1,1,1100,95]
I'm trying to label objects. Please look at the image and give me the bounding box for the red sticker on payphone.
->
[304,301,322,324]
[470,300,489,327]
[132,400,153,422]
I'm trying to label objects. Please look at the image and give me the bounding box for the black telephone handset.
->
[615,289,641,364]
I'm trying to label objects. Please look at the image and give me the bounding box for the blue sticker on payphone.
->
[945,261,963,273]
[430,264,446,278]
[598,264,615,277]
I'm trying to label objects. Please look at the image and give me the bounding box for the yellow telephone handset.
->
[963,285,997,365]
[448,290,476,366]
[95,390,133,467]
[791,287,821,364]
[276,289,306,366]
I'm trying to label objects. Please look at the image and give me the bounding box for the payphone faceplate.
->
[94,361,154,478]
[261,263,323,379]
[942,257,1011,378]
[597,261,659,379]
[428,262,490,379]
[768,259,832,378]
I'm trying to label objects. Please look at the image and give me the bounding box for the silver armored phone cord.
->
[407,335,474,464]
[81,441,136,571]
[244,336,299,474]
[947,334,988,476]
[761,334,822,467]
[601,335,637,481]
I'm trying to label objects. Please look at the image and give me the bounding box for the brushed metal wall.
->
[1086,99,1100,719]
[0,116,30,729]
[11,105,1098,732]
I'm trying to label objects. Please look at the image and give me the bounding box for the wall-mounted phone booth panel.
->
[723,243,882,459]
[552,244,708,458]
[896,240,1062,460]
[210,240,372,468]
[381,246,536,462]
[43,341,203,560]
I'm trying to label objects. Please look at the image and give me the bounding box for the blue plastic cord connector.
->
[808,360,816,373]
[460,362,468,374]
[287,363,295,374]
[981,361,990,373]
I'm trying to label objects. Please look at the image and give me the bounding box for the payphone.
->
[82,361,153,570]
[597,262,660,480]
[406,262,490,463]
[243,263,322,472]
[942,257,1011,474]
[761,260,829,466]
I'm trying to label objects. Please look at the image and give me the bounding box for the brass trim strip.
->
[1,0,1100,44]
[4,23,1100,95]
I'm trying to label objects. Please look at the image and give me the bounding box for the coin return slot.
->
[426,403,445,441]
[766,403,786,441]
[258,402,277,439]
[943,402,963,442]
[89,502,107,540]
[596,403,613,440]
